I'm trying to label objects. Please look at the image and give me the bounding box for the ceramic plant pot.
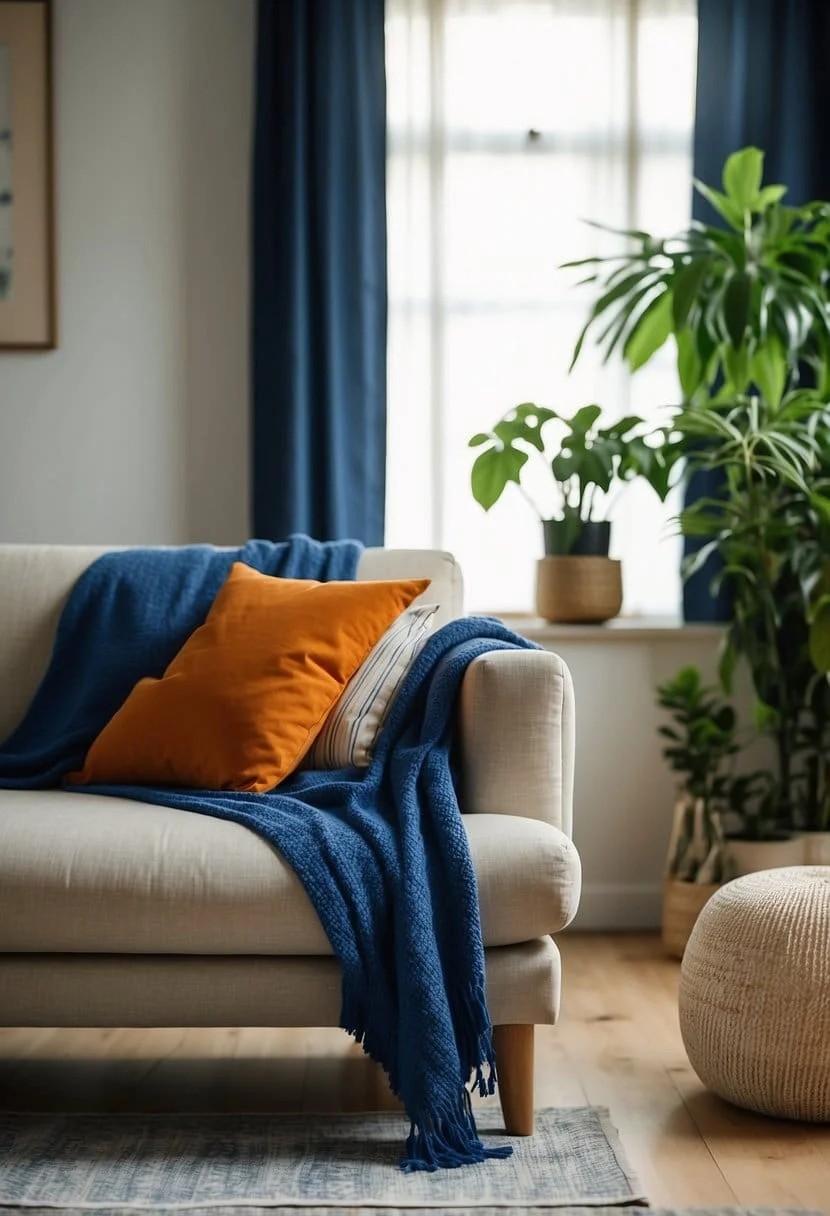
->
[726,834,805,877]
[542,518,611,557]
[802,831,830,865]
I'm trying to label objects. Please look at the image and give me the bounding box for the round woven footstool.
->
[679,866,830,1121]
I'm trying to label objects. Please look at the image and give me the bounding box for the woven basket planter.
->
[661,878,720,960]
[535,556,622,623]
[679,866,830,1121]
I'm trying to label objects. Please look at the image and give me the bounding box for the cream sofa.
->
[0,544,581,1132]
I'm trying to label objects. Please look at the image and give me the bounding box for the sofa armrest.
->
[458,649,575,836]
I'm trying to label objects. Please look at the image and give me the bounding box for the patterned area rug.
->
[0,1107,643,1208]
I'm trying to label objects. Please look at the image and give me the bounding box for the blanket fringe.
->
[341,978,513,1172]
[401,1088,513,1173]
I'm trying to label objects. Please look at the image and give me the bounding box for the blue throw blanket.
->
[0,537,360,787]
[0,538,539,1171]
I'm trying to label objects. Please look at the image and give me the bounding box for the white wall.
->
[0,0,254,546]
[524,624,768,930]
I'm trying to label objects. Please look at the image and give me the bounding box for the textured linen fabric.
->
[308,603,439,769]
[0,795,580,954]
[0,545,462,742]
[0,939,562,1029]
[460,649,575,835]
[0,537,362,787]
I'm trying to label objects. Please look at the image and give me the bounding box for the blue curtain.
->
[684,0,830,620]
[252,0,387,545]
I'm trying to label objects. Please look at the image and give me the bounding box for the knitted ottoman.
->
[679,866,830,1121]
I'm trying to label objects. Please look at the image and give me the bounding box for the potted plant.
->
[657,666,735,957]
[678,394,830,860]
[468,402,678,622]
[568,146,830,849]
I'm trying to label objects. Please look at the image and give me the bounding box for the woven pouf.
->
[679,866,830,1121]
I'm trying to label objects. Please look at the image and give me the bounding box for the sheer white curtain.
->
[385,0,697,614]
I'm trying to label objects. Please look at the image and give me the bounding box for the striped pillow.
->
[308,603,439,769]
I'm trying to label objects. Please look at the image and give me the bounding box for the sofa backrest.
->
[0,544,463,744]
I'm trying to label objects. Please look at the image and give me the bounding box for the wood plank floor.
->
[1,932,829,1210]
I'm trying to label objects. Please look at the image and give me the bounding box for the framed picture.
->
[0,0,56,349]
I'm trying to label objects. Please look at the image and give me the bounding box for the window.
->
[385,0,698,615]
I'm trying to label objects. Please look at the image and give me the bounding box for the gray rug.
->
[0,1207,825,1215]
[0,1108,644,1208]
[0,1201,826,1211]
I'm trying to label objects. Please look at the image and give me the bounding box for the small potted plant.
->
[468,402,678,622]
[657,666,805,953]
[657,666,736,958]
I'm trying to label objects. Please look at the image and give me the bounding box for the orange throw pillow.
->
[68,563,429,792]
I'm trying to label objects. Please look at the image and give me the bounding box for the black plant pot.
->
[542,518,611,557]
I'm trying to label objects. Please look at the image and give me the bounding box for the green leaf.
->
[681,537,724,583]
[754,699,781,733]
[722,270,751,348]
[569,403,603,435]
[605,413,644,439]
[750,339,788,408]
[808,596,830,673]
[551,451,578,484]
[470,445,528,511]
[594,269,657,316]
[756,183,787,210]
[676,328,702,399]
[723,342,750,392]
[693,179,743,230]
[596,281,665,363]
[469,433,489,448]
[493,414,546,453]
[624,290,673,372]
[722,146,764,211]
[672,258,710,330]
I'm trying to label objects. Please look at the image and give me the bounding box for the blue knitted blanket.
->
[0,537,360,788]
[0,539,538,1171]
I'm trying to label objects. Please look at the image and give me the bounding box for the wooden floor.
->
[2,933,829,1209]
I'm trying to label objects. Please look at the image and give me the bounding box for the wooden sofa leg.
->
[493,1023,535,1135]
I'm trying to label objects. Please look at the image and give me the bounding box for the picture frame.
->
[0,0,56,349]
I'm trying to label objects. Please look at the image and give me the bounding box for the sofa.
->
[0,543,581,1133]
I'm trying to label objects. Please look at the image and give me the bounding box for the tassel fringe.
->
[341,977,514,1172]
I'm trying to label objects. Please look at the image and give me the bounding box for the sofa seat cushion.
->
[0,792,581,954]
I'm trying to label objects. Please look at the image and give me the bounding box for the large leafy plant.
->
[679,393,830,829]
[565,147,830,404]
[469,402,677,552]
[568,146,830,833]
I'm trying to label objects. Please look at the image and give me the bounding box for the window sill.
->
[479,613,724,644]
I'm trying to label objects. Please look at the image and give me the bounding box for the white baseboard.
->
[569,882,662,930]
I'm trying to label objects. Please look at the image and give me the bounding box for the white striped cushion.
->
[307,603,439,769]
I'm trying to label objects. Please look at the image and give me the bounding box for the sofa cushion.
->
[307,602,439,769]
[0,792,581,954]
[70,565,429,793]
